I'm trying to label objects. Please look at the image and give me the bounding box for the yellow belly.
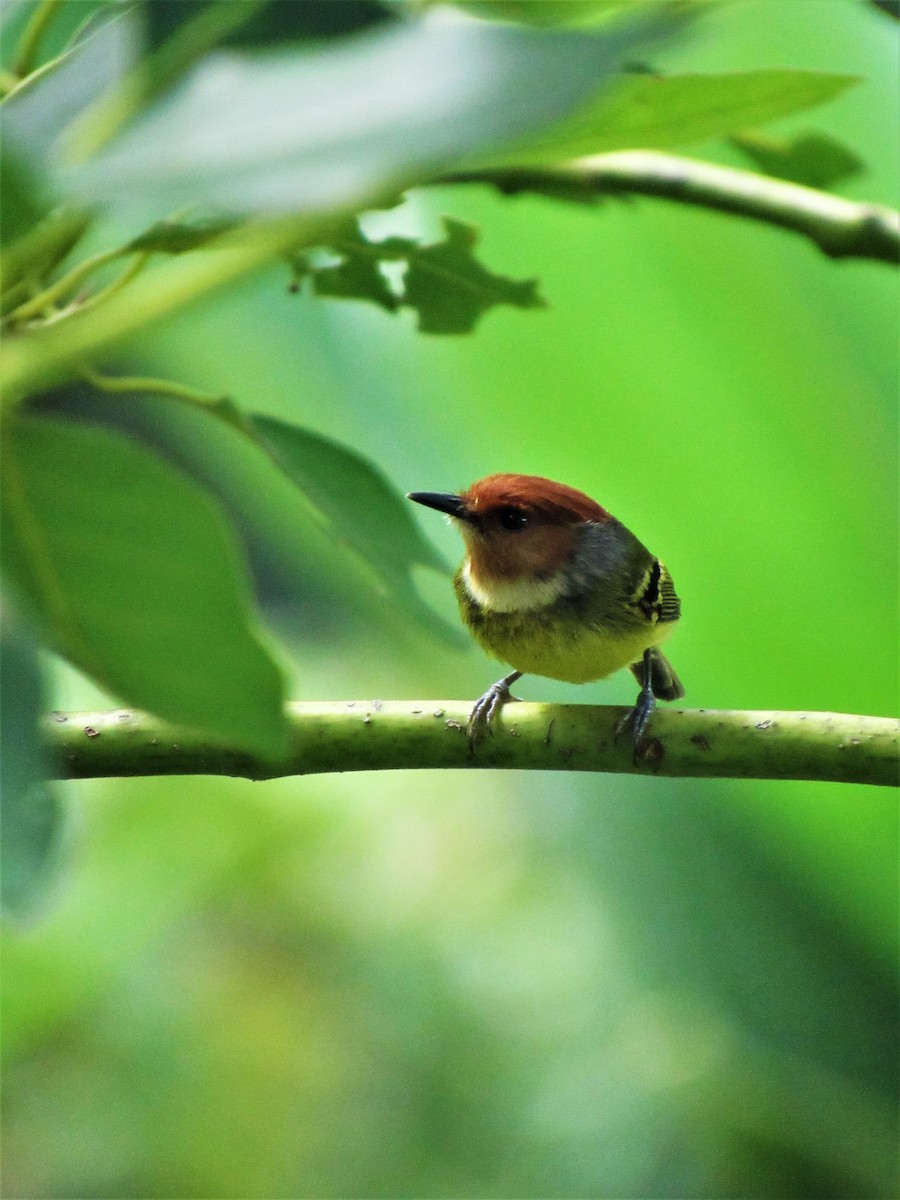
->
[477,617,672,684]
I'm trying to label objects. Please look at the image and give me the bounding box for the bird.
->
[408,473,683,751]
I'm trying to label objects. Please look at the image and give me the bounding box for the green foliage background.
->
[2,2,897,1198]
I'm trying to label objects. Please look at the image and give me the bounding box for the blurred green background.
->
[2,2,898,1197]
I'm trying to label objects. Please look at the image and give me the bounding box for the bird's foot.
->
[467,671,522,752]
[615,650,656,761]
[614,693,656,754]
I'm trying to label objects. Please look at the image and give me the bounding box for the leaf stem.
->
[1,213,335,402]
[5,245,129,325]
[78,366,229,408]
[39,252,151,327]
[45,704,900,787]
[442,151,900,265]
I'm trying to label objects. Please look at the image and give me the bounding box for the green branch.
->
[442,151,900,265]
[45,705,899,787]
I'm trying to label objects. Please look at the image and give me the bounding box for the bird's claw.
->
[467,672,522,752]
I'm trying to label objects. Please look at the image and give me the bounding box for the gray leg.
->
[615,649,656,755]
[467,671,522,752]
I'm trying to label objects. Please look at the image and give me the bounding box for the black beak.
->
[407,491,470,521]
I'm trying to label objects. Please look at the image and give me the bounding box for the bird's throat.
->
[461,560,569,613]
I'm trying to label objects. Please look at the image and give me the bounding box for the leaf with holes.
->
[310,230,400,313]
[297,219,544,334]
[402,218,544,334]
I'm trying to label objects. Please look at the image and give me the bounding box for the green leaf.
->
[77,0,275,158]
[126,216,240,254]
[0,608,64,920]
[1,414,288,758]
[249,414,459,637]
[300,218,544,333]
[402,217,544,334]
[0,608,45,819]
[0,142,50,250]
[1,207,89,308]
[451,0,642,27]
[1,781,62,920]
[64,9,664,220]
[0,150,90,312]
[249,413,447,583]
[310,239,400,314]
[486,68,860,165]
[1,5,140,161]
[0,0,31,35]
[142,0,387,53]
[729,130,865,190]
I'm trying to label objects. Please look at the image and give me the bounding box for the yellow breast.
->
[474,613,673,684]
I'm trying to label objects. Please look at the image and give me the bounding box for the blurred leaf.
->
[1,414,288,757]
[1,782,62,920]
[0,138,90,325]
[451,0,641,26]
[4,11,660,399]
[126,215,240,254]
[1,5,141,161]
[0,140,89,311]
[0,608,63,919]
[302,217,544,332]
[29,388,466,649]
[142,0,393,49]
[72,1,396,162]
[141,0,270,56]
[1,213,328,404]
[249,411,463,644]
[0,0,113,70]
[0,608,45,821]
[486,68,860,165]
[1,207,90,310]
[0,142,49,249]
[63,9,662,220]
[0,0,31,35]
[730,129,865,189]
[62,2,273,164]
[250,412,449,593]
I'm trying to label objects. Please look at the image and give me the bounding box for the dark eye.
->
[498,507,528,531]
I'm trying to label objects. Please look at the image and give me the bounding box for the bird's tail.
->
[630,648,684,701]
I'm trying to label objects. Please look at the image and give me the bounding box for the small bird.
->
[408,473,683,750]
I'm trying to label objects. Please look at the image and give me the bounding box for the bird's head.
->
[409,474,610,599]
